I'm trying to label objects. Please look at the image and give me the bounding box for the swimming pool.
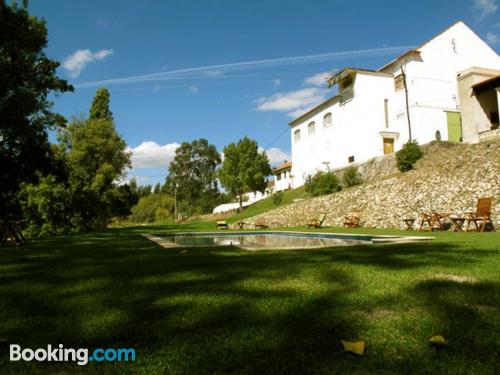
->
[142,231,433,250]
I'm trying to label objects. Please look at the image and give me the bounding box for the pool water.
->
[157,232,372,249]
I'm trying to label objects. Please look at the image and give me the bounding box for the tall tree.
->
[62,89,130,230]
[89,87,113,121]
[165,139,221,214]
[219,137,272,210]
[0,0,73,217]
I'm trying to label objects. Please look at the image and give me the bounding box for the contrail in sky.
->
[75,45,414,88]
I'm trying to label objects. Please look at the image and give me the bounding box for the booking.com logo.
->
[10,344,136,366]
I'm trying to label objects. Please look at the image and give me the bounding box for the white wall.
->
[289,22,500,188]
[274,169,292,191]
[291,74,393,187]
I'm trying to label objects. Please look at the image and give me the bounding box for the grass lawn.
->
[226,187,307,223]
[0,223,499,374]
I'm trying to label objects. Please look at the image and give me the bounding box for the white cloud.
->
[256,87,328,115]
[62,49,114,78]
[265,147,290,166]
[188,85,199,93]
[486,31,500,45]
[127,141,180,168]
[304,72,333,86]
[473,0,498,20]
[272,79,281,87]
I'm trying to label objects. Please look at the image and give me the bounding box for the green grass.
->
[227,187,308,223]
[0,223,499,374]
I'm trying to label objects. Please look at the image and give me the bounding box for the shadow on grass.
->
[0,230,499,374]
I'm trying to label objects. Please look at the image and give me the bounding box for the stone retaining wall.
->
[234,139,500,230]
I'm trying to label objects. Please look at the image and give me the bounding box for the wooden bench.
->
[255,218,268,229]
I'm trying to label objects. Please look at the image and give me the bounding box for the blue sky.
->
[30,0,500,186]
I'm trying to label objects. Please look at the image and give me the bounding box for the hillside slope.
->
[237,139,500,229]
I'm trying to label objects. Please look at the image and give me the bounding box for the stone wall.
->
[331,152,398,183]
[234,139,500,230]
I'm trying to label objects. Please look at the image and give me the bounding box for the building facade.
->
[272,161,293,192]
[289,21,500,188]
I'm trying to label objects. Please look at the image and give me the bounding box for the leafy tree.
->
[18,174,73,237]
[165,139,221,214]
[89,87,113,121]
[130,194,175,223]
[56,89,130,230]
[153,183,161,194]
[305,172,342,197]
[396,140,423,172]
[219,137,272,210]
[0,1,73,217]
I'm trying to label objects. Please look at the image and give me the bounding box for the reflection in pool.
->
[158,232,371,249]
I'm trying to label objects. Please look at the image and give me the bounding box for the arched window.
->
[323,112,332,128]
[308,121,316,136]
[294,129,301,143]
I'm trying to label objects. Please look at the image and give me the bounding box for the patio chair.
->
[464,197,495,232]
[307,213,326,229]
[255,218,268,229]
[343,210,362,228]
[216,220,229,230]
[419,212,450,231]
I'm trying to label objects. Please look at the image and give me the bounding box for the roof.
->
[288,95,340,126]
[378,20,472,72]
[327,67,392,87]
[378,49,421,72]
[273,161,292,173]
[472,75,500,94]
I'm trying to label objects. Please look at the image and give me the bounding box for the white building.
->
[289,21,500,187]
[272,161,293,191]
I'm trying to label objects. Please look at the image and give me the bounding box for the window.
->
[308,121,316,136]
[294,129,301,143]
[394,74,405,91]
[277,173,282,181]
[323,112,332,128]
[341,78,353,90]
[384,99,389,128]
[348,156,355,163]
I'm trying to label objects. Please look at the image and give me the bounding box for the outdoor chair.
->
[418,212,450,231]
[255,218,268,229]
[307,213,326,229]
[464,197,495,232]
[343,210,362,228]
[0,219,27,246]
[216,220,229,230]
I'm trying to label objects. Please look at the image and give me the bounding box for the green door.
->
[446,112,462,142]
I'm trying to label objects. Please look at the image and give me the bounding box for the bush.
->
[130,194,175,223]
[342,166,363,188]
[18,175,74,237]
[396,140,423,172]
[272,191,283,205]
[304,172,342,197]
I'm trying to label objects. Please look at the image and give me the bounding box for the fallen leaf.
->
[341,340,365,355]
[429,335,447,347]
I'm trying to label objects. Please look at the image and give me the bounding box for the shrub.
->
[396,140,423,172]
[304,172,342,197]
[342,166,363,188]
[272,191,283,205]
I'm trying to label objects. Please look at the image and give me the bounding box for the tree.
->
[61,88,130,230]
[219,137,272,210]
[165,139,221,214]
[89,87,113,121]
[0,1,73,217]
